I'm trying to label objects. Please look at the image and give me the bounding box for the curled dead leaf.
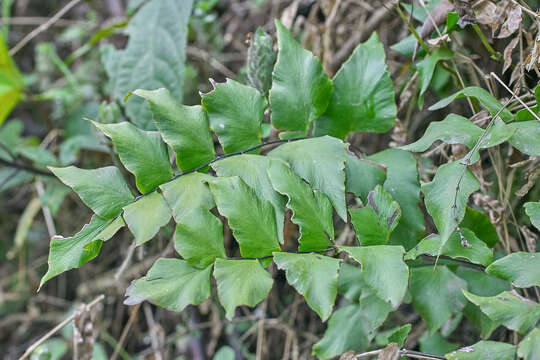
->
[503,36,519,73]
[497,2,522,38]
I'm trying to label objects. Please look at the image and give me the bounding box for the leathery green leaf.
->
[409,267,468,333]
[174,207,226,268]
[463,290,540,334]
[201,78,265,154]
[49,166,133,219]
[368,149,425,250]
[133,88,215,171]
[508,121,540,156]
[460,207,499,247]
[267,159,333,251]
[207,176,280,258]
[344,152,386,202]
[405,229,493,267]
[40,215,111,289]
[400,114,483,152]
[525,201,540,231]
[429,86,514,123]
[122,191,171,245]
[213,259,273,320]
[446,341,516,360]
[485,252,540,288]
[212,155,287,244]
[349,185,401,246]
[518,327,540,360]
[273,252,341,321]
[340,245,408,309]
[421,161,480,252]
[417,47,454,97]
[92,121,173,193]
[314,33,396,138]
[270,19,333,135]
[160,172,214,222]
[269,136,347,220]
[124,258,212,312]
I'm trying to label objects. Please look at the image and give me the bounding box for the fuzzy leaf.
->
[93,121,172,193]
[267,159,333,251]
[340,245,408,308]
[421,161,480,251]
[463,290,540,334]
[122,192,171,245]
[201,79,265,153]
[212,155,286,243]
[213,259,273,320]
[401,114,483,152]
[208,176,280,258]
[485,252,540,288]
[101,0,192,129]
[314,33,396,138]
[174,207,226,268]
[49,166,133,219]
[273,252,341,321]
[133,88,215,171]
[269,136,347,220]
[409,266,468,333]
[124,258,212,312]
[270,20,333,135]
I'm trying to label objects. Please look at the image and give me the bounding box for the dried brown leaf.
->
[475,1,497,25]
[455,0,476,26]
[497,2,522,38]
[339,351,356,360]
[525,30,540,72]
[378,343,400,360]
[491,1,510,37]
[73,303,97,360]
[520,225,538,253]
[503,36,519,73]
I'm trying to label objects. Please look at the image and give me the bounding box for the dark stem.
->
[0,157,53,177]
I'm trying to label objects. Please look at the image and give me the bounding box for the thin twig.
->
[9,0,83,56]
[490,72,540,122]
[19,294,105,360]
[110,303,141,360]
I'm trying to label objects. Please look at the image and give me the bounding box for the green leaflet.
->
[417,47,454,97]
[456,268,511,339]
[419,332,459,356]
[518,327,540,360]
[40,215,112,289]
[516,85,540,121]
[375,324,411,348]
[508,121,540,156]
[213,259,273,320]
[124,258,212,312]
[160,172,214,222]
[314,33,396,138]
[92,121,173,194]
[133,88,215,171]
[101,0,193,129]
[460,207,499,247]
[429,86,514,123]
[49,166,133,219]
[207,176,280,258]
[485,252,540,288]
[122,191,171,245]
[409,267,468,333]
[201,78,265,154]
[270,20,333,135]
[349,185,401,246]
[446,341,516,360]
[405,229,493,267]
[344,152,386,202]
[525,202,540,231]
[174,207,226,268]
[312,301,391,359]
[401,114,483,152]
[368,149,425,250]
[268,136,347,221]
[213,346,236,360]
[212,155,287,244]
[95,215,125,242]
[0,33,24,126]
[340,245,408,309]
[267,159,334,251]
[421,161,480,252]
[273,252,341,321]
[247,28,276,96]
[463,290,540,334]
